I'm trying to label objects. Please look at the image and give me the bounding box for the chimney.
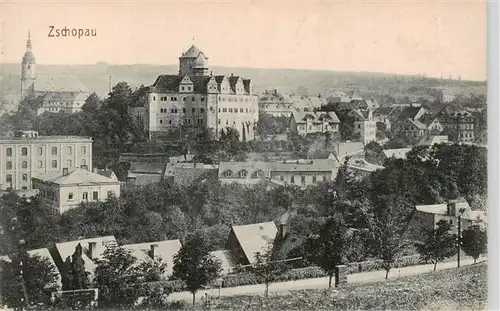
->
[88,242,97,260]
[62,168,69,176]
[150,244,158,260]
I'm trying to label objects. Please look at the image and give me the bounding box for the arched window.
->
[67,160,72,167]
[67,146,72,155]
[21,147,28,156]
[81,146,87,154]
[6,161,12,170]
[37,147,43,155]
[223,170,233,178]
[22,174,28,182]
[6,174,12,183]
[238,170,248,178]
[6,148,12,157]
[21,161,28,169]
[52,160,58,168]
[252,170,264,178]
[51,147,58,155]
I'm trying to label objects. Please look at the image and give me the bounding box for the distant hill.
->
[1,62,486,106]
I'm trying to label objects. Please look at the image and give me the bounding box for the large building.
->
[130,45,259,141]
[20,32,90,113]
[289,111,340,136]
[0,130,92,191]
[349,109,377,145]
[433,105,475,143]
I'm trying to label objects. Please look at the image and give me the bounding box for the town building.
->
[289,111,340,136]
[436,89,456,104]
[226,221,278,266]
[382,148,412,160]
[129,45,259,141]
[218,158,338,188]
[32,168,120,214]
[345,158,384,177]
[258,89,294,117]
[433,105,476,143]
[290,95,327,112]
[326,91,351,104]
[122,240,182,277]
[349,109,377,145]
[20,32,90,112]
[0,130,92,191]
[391,106,432,137]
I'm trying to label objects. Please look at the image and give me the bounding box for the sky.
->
[1,0,487,81]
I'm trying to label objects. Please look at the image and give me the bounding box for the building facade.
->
[0,131,92,191]
[349,109,377,145]
[289,111,340,136]
[258,89,294,117]
[20,32,90,111]
[32,168,120,214]
[130,45,259,141]
[434,105,475,143]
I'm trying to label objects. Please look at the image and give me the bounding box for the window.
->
[192,108,196,113]
[279,176,284,181]
[52,147,58,155]
[67,159,72,167]
[38,161,43,168]
[93,191,99,200]
[218,119,221,124]
[22,187,27,190]
[223,170,233,177]
[192,97,195,101]
[301,176,306,184]
[183,97,186,101]
[200,108,205,113]
[52,160,58,168]
[107,191,113,198]
[81,146,87,154]
[201,97,205,102]
[22,174,28,182]
[169,120,172,124]
[291,176,295,184]
[183,108,187,113]
[6,174,12,183]
[37,147,43,155]
[160,120,163,124]
[252,170,264,178]
[239,170,248,178]
[6,161,12,170]
[240,108,244,113]
[323,175,327,182]
[181,86,185,91]
[83,192,88,201]
[223,108,227,112]
[21,161,27,169]
[229,108,233,113]
[67,146,72,155]
[6,148,12,157]
[21,147,28,156]
[312,176,317,183]
[68,192,74,200]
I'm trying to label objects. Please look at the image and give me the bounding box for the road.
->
[169,256,487,303]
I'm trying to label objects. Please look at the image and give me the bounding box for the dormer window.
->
[223,170,233,178]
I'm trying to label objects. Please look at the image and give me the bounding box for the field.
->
[192,263,487,311]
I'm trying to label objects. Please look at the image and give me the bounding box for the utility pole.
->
[109,76,112,94]
[457,213,462,268]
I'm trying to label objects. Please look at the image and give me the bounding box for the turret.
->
[21,30,36,101]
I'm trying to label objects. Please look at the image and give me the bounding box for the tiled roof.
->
[34,168,120,185]
[180,45,205,58]
[231,221,278,264]
[130,162,165,174]
[271,159,336,172]
[347,158,384,172]
[190,75,211,93]
[219,161,271,176]
[418,135,449,146]
[151,74,251,94]
[152,75,184,93]
[416,204,448,215]
[210,250,236,275]
[122,240,182,276]
[396,106,424,122]
[228,76,240,93]
[291,111,340,124]
[326,91,351,102]
[35,74,89,93]
[383,148,412,160]
[55,236,118,278]
[407,119,428,130]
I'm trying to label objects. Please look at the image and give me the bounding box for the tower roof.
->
[22,30,35,63]
[180,45,207,59]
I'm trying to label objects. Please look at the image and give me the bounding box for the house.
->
[346,158,384,177]
[122,239,182,277]
[290,95,327,112]
[226,221,278,266]
[289,111,340,136]
[382,148,412,160]
[258,89,295,117]
[349,109,377,145]
[52,236,118,282]
[170,163,218,186]
[326,91,351,104]
[95,168,118,181]
[391,106,432,137]
[406,201,486,241]
[436,89,456,104]
[418,135,449,146]
[433,105,475,143]
[209,250,237,275]
[126,162,165,187]
[218,158,338,188]
[32,168,121,214]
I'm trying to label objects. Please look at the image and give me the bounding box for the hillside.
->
[1,62,486,108]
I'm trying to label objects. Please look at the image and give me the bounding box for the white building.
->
[32,168,120,214]
[289,111,340,136]
[349,109,377,145]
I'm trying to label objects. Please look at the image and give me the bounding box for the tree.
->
[62,243,90,290]
[461,223,487,264]
[93,245,166,308]
[304,215,350,288]
[81,93,101,112]
[414,219,457,271]
[253,241,290,297]
[0,252,59,309]
[171,232,222,305]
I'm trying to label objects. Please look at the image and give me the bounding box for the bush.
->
[221,272,258,288]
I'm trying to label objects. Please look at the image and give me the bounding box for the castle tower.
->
[21,31,36,101]
[178,45,209,76]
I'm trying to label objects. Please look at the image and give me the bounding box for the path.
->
[169,256,487,303]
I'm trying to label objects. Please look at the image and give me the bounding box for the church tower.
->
[21,31,36,101]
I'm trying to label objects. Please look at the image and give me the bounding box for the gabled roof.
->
[291,110,340,124]
[34,168,120,186]
[231,222,278,264]
[407,118,428,130]
[210,250,236,275]
[418,135,449,146]
[396,106,425,122]
[130,162,165,174]
[383,148,412,159]
[259,90,293,104]
[228,76,240,93]
[152,75,184,93]
[35,74,89,93]
[122,240,182,276]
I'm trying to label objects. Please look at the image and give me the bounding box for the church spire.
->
[26,30,32,51]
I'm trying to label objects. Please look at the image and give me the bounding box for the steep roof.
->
[35,74,89,93]
[180,45,206,58]
[122,239,182,276]
[383,148,412,160]
[34,168,120,186]
[291,111,340,124]
[152,75,184,93]
[259,90,293,104]
[210,250,236,275]
[396,106,424,122]
[231,221,278,264]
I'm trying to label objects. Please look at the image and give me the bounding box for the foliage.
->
[255,114,289,139]
[461,223,487,263]
[414,220,457,271]
[0,252,59,309]
[93,245,167,308]
[364,141,386,165]
[252,241,291,297]
[138,283,173,309]
[210,263,487,311]
[171,232,222,305]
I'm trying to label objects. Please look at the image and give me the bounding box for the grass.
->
[193,262,487,311]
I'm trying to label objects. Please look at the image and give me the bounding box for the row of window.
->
[5,174,29,183]
[5,159,87,170]
[159,96,205,102]
[159,108,205,114]
[5,146,87,157]
[280,175,327,184]
[221,169,329,184]
[219,108,254,113]
[159,119,204,125]
[153,95,253,103]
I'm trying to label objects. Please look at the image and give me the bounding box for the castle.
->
[129,45,259,141]
[20,32,90,115]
